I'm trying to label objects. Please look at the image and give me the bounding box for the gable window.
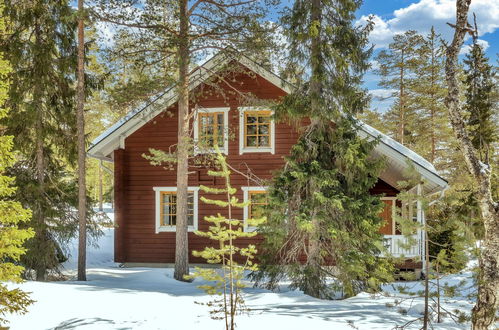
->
[238,107,275,154]
[193,107,229,154]
[242,186,268,232]
[153,187,199,233]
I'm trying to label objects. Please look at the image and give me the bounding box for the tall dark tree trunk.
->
[444,1,499,328]
[34,24,47,282]
[76,0,87,282]
[173,0,190,282]
[35,109,46,282]
[399,50,405,145]
[430,35,436,163]
[303,0,323,299]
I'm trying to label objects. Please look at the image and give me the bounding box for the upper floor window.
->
[153,187,199,233]
[193,107,229,154]
[238,107,275,155]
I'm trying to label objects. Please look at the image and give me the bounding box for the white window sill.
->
[240,147,274,154]
[157,226,197,233]
[194,147,227,155]
[244,226,258,233]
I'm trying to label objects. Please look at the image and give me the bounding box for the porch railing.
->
[383,234,421,258]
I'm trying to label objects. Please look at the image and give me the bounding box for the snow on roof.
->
[358,122,437,173]
[90,89,171,150]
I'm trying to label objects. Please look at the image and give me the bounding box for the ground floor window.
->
[242,186,268,232]
[153,187,199,233]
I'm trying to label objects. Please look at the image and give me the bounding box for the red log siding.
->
[114,69,400,264]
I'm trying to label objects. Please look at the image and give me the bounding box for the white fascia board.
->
[358,128,448,191]
[87,53,232,159]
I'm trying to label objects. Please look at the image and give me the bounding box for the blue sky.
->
[354,0,499,112]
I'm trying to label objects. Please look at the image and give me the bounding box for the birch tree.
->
[444,1,498,328]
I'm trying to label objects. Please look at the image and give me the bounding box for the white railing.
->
[384,235,421,258]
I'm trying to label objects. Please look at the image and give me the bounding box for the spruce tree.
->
[463,38,498,165]
[0,5,35,323]
[1,0,102,280]
[253,0,393,299]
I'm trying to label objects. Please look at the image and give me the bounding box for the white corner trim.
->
[153,186,200,233]
[238,107,275,155]
[193,107,230,155]
[242,186,268,232]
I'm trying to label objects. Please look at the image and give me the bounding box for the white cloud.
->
[357,0,499,49]
[369,88,397,99]
[459,39,490,55]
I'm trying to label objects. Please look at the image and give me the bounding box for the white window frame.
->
[193,107,230,155]
[153,186,200,233]
[242,186,268,232]
[238,107,275,155]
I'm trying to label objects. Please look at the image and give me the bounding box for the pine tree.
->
[1,0,103,280]
[411,27,452,165]
[375,30,423,146]
[76,0,87,282]
[186,147,264,330]
[252,0,393,299]
[96,0,280,281]
[0,4,35,323]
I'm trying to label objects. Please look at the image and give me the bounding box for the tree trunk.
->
[430,35,436,163]
[302,0,323,299]
[444,1,499,328]
[399,50,405,145]
[34,24,47,282]
[173,0,190,282]
[98,161,103,211]
[76,0,87,282]
[423,229,430,330]
[35,114,46,282]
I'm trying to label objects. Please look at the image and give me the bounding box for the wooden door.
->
[379,199,395,235]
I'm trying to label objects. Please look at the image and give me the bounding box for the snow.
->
[4,210,477,330]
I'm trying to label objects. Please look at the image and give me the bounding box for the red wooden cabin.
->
[88,53,448,274]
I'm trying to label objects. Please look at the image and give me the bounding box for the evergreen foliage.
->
[0,5,35,323]
[186,147,264,330]
[411,27,453,165]
[463,39,498,165]
[395,172,474,327]
[1,1,103,280]
[253,0,394,299]
[374,30,423,146]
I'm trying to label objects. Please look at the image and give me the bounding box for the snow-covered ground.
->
[5,211,476,330]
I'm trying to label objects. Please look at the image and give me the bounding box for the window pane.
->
[258,115,270,123]
[217,113,224,124]
[246,115,257,124]
[246,125,257,135]
[246,136,257,147]
[258,124,269,135]
[258,136,269,147]
[160,191,195,227]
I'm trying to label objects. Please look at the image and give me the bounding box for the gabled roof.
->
[88,52,447,193]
